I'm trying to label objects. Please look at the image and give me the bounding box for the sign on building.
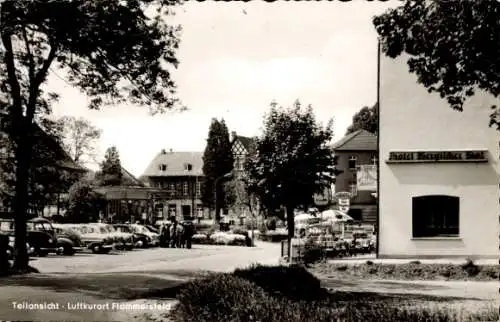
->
[314,187,331,206]
[357,165,377,191]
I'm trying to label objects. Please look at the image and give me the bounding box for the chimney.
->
[161,149,166,154]
[231,131,237,142]
[169,148,173,153]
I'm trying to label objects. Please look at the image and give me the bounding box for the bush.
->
[461,259,480,277]
[233,264,326,301]
[265,216,278,230]
[210,232,246,246]
[173,267,500,322]
[173,273,269,322]
[302,238,324,266]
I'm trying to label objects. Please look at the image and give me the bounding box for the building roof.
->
[141,150,203,177]
[332,129,377,151]
[86,167,145,187]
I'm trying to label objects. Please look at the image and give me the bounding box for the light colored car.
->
[130,224,159,247]
[90,223,134,250]
[64,224,114,254]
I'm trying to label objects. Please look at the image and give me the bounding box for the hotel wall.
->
[379,52,499,258]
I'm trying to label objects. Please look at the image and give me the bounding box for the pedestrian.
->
[170,221,177,248]
[184,221,193,249]
[176,224,185,248]
[164,222,171,248]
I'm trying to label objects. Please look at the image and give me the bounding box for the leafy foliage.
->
[67,179,105,223]
[97,146,122,186]
[0,0,182,269]
[373,0,500,129]
[246,100,336,240]
[57,116,101,165]
[201,118,234,221]
[345,103,378,135]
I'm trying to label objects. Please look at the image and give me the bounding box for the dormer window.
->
[158,164,167,171]
[184,163,193,171]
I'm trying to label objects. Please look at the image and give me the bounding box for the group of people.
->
[159,219,194,249]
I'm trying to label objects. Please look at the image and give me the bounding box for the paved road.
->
[30,242,281,274]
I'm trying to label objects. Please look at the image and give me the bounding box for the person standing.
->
[184,220,193,249]
[170,221,177,248]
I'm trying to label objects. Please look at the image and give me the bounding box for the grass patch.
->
[172,265,498,322]
[311,262,500,281]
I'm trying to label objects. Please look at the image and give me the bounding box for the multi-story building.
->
[332,129,378,224]
[140,149,205,221]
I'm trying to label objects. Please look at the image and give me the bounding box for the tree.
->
[0,0,182,271]
[201,118,234,222]
[345,103,378,135]
[97,146,122,186]
[246,100,336,254]
[67,179,105,223]
[58,116,101,165]
[373,0,500,129]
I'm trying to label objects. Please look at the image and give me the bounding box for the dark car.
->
[0,217,58,256]
[113,224,150,248]
[52,224,84,255]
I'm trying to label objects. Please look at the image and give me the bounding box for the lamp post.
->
[214,172,233,223]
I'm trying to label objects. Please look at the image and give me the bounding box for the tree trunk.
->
[215,185,221,223]
[286,204,295,263]
[12,133,32,271]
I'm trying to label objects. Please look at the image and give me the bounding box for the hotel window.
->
[412,195,459,238]
[235,157,244,171]
[371,155,378,165]
[348,156,357,170]
[169,183,175,196]
[184,163,193,171]
[158,164,167,171]
[349,182,358,197]
[168,204,177,217]
[196,181,201,196]
[183,182,188,195]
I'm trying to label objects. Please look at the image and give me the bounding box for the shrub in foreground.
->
[173,268,499,322]
[233,264,326,301]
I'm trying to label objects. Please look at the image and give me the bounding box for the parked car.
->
[349,231,374,254]
[95,223,135,250]
[130,224,160,247]
[52,224,84,255]
[64,224,114,254]
[113,224,150,248]
[0,217,58,257]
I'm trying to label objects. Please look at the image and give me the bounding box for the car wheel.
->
[63,245,75,256]
[135,240,144,248]
[92,245,101,254]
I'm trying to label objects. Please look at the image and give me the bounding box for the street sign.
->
[339,206,349,212]
[313,188,331,206]
[338,198,350,206]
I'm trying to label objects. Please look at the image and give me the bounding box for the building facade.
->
[140,149,206,221]
[379,50,499,259]
[332,129,378,224]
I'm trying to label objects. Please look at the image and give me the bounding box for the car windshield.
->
[116,226,130,233]
[99,227,108,234]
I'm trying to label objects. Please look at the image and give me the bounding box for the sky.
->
[46,1,398,177]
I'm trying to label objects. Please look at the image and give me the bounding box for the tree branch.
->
[21,27,35,82]
[26,43,58,122]
[1,33,23,121]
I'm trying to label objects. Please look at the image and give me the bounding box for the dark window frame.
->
[412,195,460,238]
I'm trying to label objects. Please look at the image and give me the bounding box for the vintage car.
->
[0,217,58,256]
[347,231,374,254]
[52,224,84,255]
[113,224,150,248]
[130,224,160,247]
[89,223,134,250]
[64,224,114,254]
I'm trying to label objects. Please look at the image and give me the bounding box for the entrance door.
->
[182,205,191,219]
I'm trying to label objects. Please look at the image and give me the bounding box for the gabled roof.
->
[141,150,203,177]
[332,129,377,151]
[86,167,145,187]
[233,135,255,151]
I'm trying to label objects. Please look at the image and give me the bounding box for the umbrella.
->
[294,213,315,222]
[321,210,353,222]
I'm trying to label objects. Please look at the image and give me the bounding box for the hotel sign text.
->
[387,150,488,163]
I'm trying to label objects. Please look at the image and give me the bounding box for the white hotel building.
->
[378,48,499,259]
